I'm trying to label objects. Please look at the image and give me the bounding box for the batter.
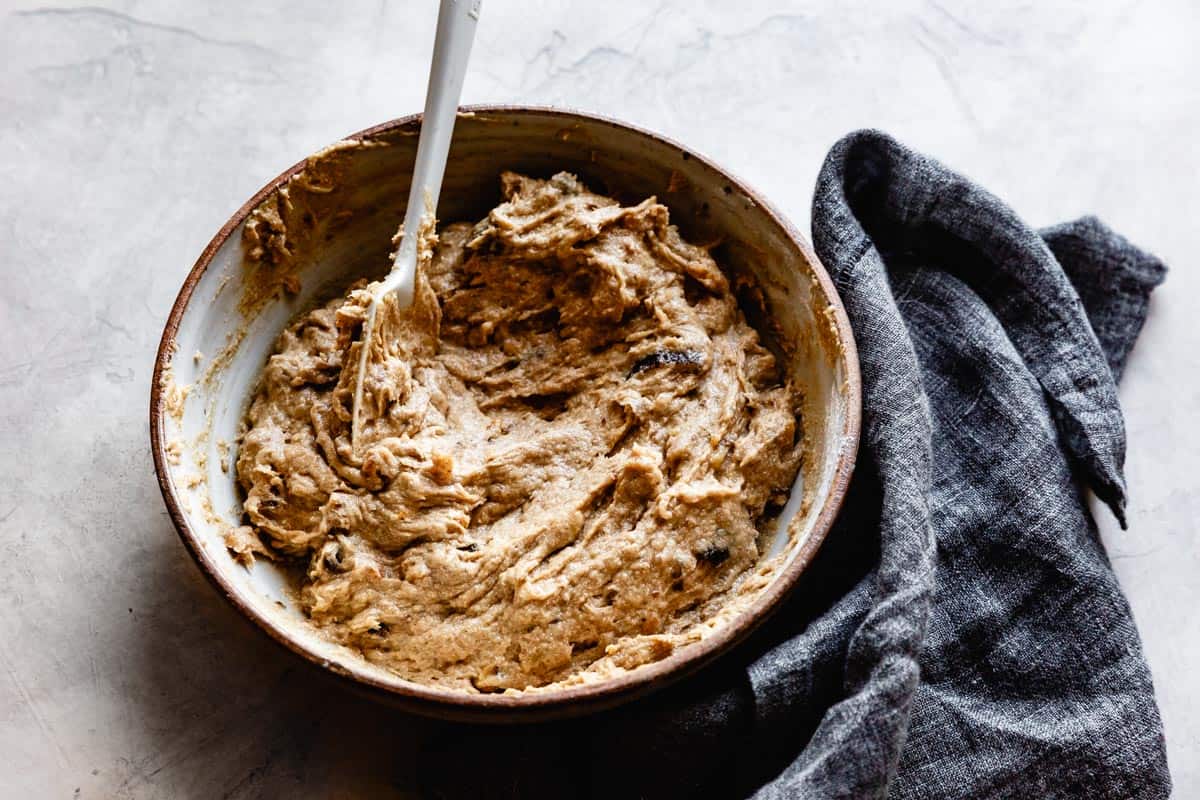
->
[233,172,803,692]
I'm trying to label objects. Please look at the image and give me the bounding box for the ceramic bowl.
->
[150,106,860,722]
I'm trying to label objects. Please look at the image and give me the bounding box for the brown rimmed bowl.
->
[150,106,860,722]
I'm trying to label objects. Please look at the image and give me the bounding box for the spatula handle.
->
[392,0,482,305]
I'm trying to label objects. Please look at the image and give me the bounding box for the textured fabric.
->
[420,131,1169,799]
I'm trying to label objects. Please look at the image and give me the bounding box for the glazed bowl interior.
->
[152,107,859,721]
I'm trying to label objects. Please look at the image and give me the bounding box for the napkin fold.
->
[420,131,1169,800]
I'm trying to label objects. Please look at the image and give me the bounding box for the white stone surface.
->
[1,1,1196,796]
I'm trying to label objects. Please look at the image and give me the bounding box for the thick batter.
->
[233,172,803,692]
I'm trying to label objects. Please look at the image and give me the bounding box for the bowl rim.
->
[149,104,861,721]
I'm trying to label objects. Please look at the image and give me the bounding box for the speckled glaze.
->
[149,106,860,722]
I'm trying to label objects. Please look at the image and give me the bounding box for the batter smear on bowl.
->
[232,172,804,692]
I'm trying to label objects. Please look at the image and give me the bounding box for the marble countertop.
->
[2,1,1196,796]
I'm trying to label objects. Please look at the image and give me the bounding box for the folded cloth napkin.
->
[420,131,1170,799]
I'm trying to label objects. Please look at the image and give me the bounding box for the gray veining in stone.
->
[1,1,1196,796]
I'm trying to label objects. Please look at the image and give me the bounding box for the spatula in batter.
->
[351,0,481,447]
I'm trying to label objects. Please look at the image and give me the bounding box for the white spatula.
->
[351,0,481,446]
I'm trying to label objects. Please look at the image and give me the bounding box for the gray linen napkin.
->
[419,130,1170,799]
